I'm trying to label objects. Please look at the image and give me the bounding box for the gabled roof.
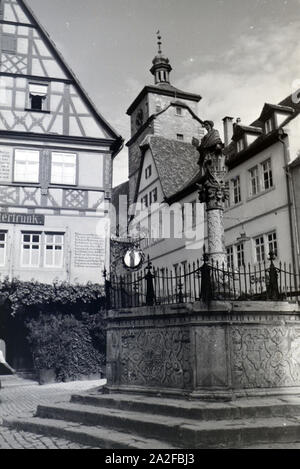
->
[226,91,300,169]
[258,103,294,121]
[18,0,123,152]
[232,124,263,141]
[126,100,203,147]
[135,136,199,203]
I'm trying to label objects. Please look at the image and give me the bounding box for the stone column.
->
[198,170,228,266]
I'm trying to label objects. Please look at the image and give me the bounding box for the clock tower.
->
[126,33,202,205]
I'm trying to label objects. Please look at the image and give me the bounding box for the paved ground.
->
[0,374,105,449]
[2,375,300,450]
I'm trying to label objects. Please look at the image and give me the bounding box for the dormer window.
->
[265,118,273,134]
[29,83,48,111]
[237,139,245,152]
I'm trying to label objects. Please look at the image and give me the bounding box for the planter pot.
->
[39,368,56,385]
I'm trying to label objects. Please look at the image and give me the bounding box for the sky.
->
[27,0,300,186]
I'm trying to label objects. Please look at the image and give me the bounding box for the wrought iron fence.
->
[104,252,300,310]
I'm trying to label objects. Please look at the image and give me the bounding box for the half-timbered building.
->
[0,0,122,284]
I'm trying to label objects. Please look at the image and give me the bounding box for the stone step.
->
[3,417,176,449]
[70,392,300,421]
[31,402,300,448]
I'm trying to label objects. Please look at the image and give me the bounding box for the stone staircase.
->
[3,390,300,448]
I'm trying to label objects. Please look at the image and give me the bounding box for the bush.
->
[0,278,105,317]
[26,312,106,382]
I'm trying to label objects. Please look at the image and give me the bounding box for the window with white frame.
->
[227,246,234,270]
[44,233,64,267]
[254,235,265,263]
[232,176,241,204]
[0,231,7,266]
[261,159,273,190]
[236,243,245,268]
[14,149,40,183]
[21,233,41,267]
[176,107,182,116]
[267,232,278,258]
[265,118,273,134]
[237,139,245,152]
[249,166,259,196]
[29,83,48,111]
[51,152,77,185]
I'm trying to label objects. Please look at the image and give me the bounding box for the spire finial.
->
[156,30,162,54]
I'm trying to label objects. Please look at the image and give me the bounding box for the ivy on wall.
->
[0,278,107,381]
[0,277,105,317]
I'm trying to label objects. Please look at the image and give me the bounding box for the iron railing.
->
[104,252,300,309]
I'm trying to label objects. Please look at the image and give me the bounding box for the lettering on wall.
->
[0,151,11,181]
[0,212,44,225]
[74,233,105,268]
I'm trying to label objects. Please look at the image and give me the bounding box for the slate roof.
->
[140,136,199,200]
[225,91,300,169]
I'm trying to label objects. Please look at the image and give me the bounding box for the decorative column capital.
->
[197,171,229,211]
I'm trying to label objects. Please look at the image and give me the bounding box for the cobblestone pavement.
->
[0,375,105,449]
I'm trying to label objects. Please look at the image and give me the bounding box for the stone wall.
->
[106,301,300,399]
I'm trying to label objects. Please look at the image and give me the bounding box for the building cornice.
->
[126,85,201,116]
[0,130,121,151]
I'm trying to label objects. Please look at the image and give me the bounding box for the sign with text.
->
[0,151,11,182]
[75,233,105,268]
[0,212,45,225]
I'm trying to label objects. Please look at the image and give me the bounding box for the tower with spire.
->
[126,33,203,205]
[150,31,172,85]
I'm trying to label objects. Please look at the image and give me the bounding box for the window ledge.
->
[12,182,39,186]
[225,201,243,212]
[247,185,276,202]
[24,108,51,114]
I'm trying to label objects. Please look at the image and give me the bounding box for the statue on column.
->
[192,121,228,209]
[193,120,229,268]
[192,121,224,175]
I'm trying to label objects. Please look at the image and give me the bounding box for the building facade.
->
[0,0,122,284]
[127,45,300,275]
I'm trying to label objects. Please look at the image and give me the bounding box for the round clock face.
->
[135,109,144,128]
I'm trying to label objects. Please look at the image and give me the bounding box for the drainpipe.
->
[278,129,299,276]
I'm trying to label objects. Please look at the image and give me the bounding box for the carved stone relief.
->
[109,327,192,389]
[231,326,300,388]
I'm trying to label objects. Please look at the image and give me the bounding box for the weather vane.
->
[156,30,162,54]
